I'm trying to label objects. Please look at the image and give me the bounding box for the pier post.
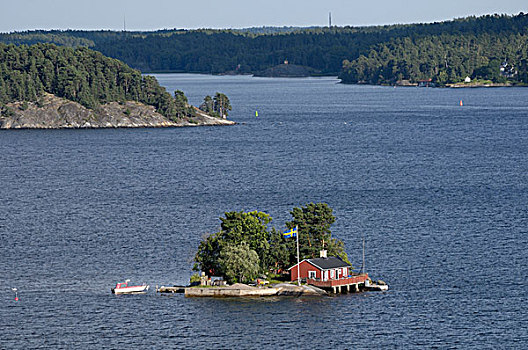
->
[333,286,336,294]
[346,285,350,293]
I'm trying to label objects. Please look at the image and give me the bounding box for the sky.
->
[0,0,526,33]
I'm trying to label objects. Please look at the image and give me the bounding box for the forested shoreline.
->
[339,32,528,85]
[0,44,235,123]
[0,43,197,121]
[1,13,527,85]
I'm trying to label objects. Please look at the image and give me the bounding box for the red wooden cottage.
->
[288,256,368,292]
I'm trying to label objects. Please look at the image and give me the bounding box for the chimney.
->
[320,250,327,258]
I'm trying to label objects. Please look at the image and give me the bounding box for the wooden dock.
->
[307,274,369,294]
[156,286,186,294]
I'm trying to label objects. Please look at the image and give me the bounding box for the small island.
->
[158,203,387,297]
[0,43,234,129]
[254,61,320,78]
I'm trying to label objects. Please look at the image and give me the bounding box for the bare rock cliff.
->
[0,93,234,129]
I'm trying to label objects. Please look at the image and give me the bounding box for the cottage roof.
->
[307,257,350,270]
[288,256,350,271]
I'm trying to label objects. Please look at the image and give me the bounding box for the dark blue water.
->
[1,74,527,348]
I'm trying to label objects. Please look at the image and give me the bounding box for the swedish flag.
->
[283,227,298,238]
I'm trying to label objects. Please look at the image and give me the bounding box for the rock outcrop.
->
[254,64,320,78]
[160,283,329,297]
[274,283,328,296]
[0,93,234,129]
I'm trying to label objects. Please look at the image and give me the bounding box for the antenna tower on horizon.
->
[329,12,332,27]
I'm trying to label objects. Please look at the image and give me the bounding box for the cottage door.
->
[323,270,328,281]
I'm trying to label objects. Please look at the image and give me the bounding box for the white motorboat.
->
[111,279,149,294]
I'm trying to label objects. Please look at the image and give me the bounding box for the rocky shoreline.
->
[0,93,234,129]
[157,283,329,297]
[446,82,516,88]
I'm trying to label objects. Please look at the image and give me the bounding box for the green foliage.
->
[285,203,349,264]
[194,210,272,276]
[0,43,200,121]
[473,59,503,81]
[199,95,214,115]
[339,32,528,85]
[199,93,231,118]
[194,204,351,282]
[219,242,260,284]
[219,211,271,260]
[189,273,201,285]
[0,31,95,47]
[194,232,223,276]
[213,92,231,118]
[1,105,15,117]
[264,227,293,274]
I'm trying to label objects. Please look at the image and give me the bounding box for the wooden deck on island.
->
[307,274,369,293]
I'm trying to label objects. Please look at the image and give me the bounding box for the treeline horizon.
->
[1,13,527,84]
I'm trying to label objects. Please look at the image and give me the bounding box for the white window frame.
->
[308,271,316,280]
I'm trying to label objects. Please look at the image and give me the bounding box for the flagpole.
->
[296,226,300,286]
[362,237,365,275]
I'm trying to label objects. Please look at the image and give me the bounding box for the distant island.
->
[1,13,527,86]
[253,61,320,78]
[0,44,233,129]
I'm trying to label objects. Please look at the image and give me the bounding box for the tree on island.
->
[263,227,291,274]
[193,203,351,284]
[213,92,231,118]
[199,92,231,119]
[193,210,272,282]
[173,89,195,118]
[286,202,349,264]
[219,242,260,284]
[199,95,214,115]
